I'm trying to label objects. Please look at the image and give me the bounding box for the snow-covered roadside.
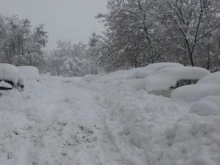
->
[0,74,219,165]
[0,76,126,165]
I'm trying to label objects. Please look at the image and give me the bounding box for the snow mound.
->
[0,63,19,85]
[132,62,183,79]
[0,81,13,89]
[162,117,220,165]
[198,71,220,85]
[189,101,220,116]
[171,84,220,102]
[18,66,40,81]
[101,76,220,165]
[200,95,220,107]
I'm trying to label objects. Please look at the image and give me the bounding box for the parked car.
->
[171,71,220,101]
[18,66,40,81]
[145,66,210,97]
[0,63,24,92]
[132,62,183,79]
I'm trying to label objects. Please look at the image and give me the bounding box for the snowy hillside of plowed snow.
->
[0,73,219,165]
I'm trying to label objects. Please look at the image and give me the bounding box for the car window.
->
[175,79,198,88]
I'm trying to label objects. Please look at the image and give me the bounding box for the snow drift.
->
[171,84,220,102]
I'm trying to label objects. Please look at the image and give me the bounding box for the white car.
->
[18,66,40,81]
[132,62,183,79]
[145,66,210,97]
[171,71,220,101]
[0,63,24,91]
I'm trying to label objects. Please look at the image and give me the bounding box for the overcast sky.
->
[0,0,107,50]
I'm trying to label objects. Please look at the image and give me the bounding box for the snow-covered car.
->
[145,66,210,97]
[171,71,220,101]
[132,62,183,79]
[0,63,24,91]
[18,66,40,81]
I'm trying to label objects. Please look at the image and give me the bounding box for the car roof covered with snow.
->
[156,66,210,80]
[132,62,183,79]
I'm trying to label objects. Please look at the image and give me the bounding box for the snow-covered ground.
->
[0,72,219,165]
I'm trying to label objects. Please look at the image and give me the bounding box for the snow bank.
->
[171,84,220,102]
[189,101,220,116]
[100,76,220,165]
[18,66,40,81]
[200,95,220,107]
[132,62,183,79]
[161,117,220,165]
[189,95,220,116]
[198,71,220,85]
[0,63,19,85]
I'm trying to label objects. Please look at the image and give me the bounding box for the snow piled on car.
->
[198,71,220,84]
[132,62,183,79]
[145,66,210,92]
[0,63,20,84]
[171,84,220,102]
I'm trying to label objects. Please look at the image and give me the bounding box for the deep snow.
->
[0,72,219,165]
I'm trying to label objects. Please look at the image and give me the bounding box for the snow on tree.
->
[0,14,48,70]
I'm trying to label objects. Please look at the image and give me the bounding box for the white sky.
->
[0,0,107,50]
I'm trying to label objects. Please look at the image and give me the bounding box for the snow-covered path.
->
[0,75,220,165]
[0,76,126,165]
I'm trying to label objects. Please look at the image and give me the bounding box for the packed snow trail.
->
[0,75,220,165]
[0,76,125,165]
